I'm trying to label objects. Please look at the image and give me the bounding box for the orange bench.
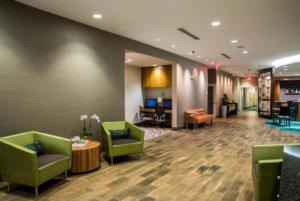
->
[185,108,213,129]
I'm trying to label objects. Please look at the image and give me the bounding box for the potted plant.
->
[221,93,228,118]
[80,114,101,140]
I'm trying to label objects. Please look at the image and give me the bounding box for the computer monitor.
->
[145,98,157,108]
[163,99,172,109]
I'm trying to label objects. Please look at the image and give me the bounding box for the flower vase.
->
[80,130,94,140]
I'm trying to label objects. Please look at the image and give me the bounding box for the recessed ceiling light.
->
[93,14,102,19]
[197,55,201,58]
[156,38,160,42]
[125,59,132,63]
[231,40,238,44]
[153,64,158,67]
[279,72,283,74]
[242,50,249,54]
[171,44,175,48]
[211,21,221,27]
[189,51,193,55]
[283,66,288,68]
[283,68,288,71]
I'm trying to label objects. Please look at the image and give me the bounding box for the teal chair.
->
[101,121,144,165]
[0,131,72,196]
[252,143,300,201]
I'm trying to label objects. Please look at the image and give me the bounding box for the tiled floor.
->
[1,111,300,201]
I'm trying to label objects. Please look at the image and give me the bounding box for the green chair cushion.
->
[37,154,67,168]
[112,138,138,146]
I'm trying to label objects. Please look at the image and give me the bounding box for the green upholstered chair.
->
[101,121,144,165]
[252,143,300,201]
[0,131,72,196]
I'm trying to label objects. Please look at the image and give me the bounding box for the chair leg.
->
[65,170,68,181]
[110,157,113,165]
[7,182,10,193]
[35,186,38,197]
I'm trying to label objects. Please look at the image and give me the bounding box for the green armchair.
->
[0,131,72,196]
[252,143,300,201]
[101,121,144,165]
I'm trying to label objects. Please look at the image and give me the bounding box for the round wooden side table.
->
[71,141,101,173]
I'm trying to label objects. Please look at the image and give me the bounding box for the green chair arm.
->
[0,140,38,186]
[126,122,144,142]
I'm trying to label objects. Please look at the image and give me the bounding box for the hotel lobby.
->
[0,0,300,201]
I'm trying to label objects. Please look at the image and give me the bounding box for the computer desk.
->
[140,107,172,114]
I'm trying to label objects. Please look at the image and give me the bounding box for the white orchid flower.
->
[80,114,89,121]
[91,114,101,123]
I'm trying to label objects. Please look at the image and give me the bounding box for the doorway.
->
[207,86,215,115]
[241,87,258,111]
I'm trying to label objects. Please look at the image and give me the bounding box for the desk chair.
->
[139,106,154,127]
[277,106,291,127]
[155,107,166,127]
[288,101,298,121]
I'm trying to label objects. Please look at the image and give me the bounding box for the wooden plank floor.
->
[1,111,300,201]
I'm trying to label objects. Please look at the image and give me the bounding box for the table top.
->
[140,107,172,113]
[72,140,101,151]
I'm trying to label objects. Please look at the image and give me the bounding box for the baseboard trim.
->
[172,126,184,131]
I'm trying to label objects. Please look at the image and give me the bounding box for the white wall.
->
[125,66,143,123]
[216,71,233,116]
[175,64,208,127]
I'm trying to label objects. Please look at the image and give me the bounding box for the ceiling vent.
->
[237,45,245,49]
[178,28,200,40]
[221,53,231,59]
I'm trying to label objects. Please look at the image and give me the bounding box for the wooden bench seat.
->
[185,108,213,129]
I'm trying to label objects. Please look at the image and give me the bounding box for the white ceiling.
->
[274,62,300,77]
[125,50,172,67]
[15,0,300,76]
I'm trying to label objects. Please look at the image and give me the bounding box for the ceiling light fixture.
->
[156,38,160,42]
[125,59,132,63]
[283,68,288,71]
[197,55,201,58]
[231,40,238,44]
[242,50,249,54]
[211,21,221,27]
[171,44,175,48]
[93,14,102,19]
[272,54,300,68]
[153,64,158,67]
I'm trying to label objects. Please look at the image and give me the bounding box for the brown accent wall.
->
[0,1,206,137]
[274,81,281,101]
